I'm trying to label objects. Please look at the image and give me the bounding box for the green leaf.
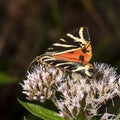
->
[18,99,65,120]
[0,72,17,84]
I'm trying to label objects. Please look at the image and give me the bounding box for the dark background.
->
[0,0,120,120]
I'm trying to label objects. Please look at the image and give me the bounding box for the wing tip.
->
[79,27,90,41]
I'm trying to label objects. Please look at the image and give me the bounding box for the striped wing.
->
[40,55,93,77]
[45,27,91,55]
[29,55,93,77]
[45,27,92,64]
[29,27,93,77]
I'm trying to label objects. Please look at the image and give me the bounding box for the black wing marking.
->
[45,27,91,55]
[36,55,93,77]
[28,27,93,77]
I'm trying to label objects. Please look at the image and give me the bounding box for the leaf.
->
[18,99,65,120]
[0,72,17,84]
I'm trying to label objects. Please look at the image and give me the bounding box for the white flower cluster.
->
[84,63,120,118]
[21,64,63,102]
[55,74,85,119]
[21,62,120,120]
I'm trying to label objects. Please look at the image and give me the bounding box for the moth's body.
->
[29,27,93,77]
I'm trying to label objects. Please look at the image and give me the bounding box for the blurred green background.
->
[0,0,120,120]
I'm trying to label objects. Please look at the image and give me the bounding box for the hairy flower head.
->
[21,61,120,120]
[21,63,63,102]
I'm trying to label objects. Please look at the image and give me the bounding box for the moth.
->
[30,27,93,77]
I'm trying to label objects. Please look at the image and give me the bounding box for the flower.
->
[84,63,120,119]
[21,61,120,120]
[21,63,63,102]
[54,63,120,119]
[55,74,85,119]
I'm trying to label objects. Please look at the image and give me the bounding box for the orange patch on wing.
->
[53,44,92,63]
